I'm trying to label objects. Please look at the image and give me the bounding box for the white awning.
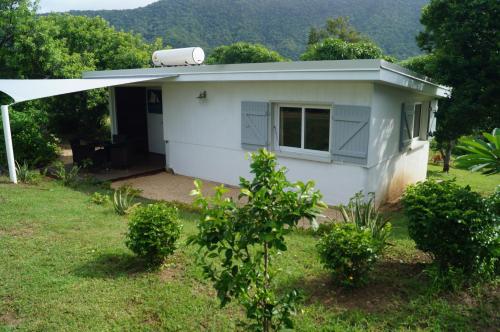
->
[0,76,176,104]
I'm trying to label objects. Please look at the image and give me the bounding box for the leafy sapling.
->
[188,149,325,331]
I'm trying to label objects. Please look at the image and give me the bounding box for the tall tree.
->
[206,42,286,64]
[300,38,390,61]
[0,7,163,149]
[307,17,367,45]
[416,0,500,171]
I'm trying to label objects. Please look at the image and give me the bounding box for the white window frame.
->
[273,103,332,157]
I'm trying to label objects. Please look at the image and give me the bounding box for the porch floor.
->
[111,172,341,222]
[111,172,240,205]
[61,148,166,182]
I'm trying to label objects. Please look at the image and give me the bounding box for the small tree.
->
[188,149,325,331]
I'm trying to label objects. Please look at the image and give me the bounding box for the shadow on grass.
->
[284,261,429,313]
[73,252,150,279]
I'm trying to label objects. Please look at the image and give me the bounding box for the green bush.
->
[126,203,182,264]
[0,108,59,170]
[317,223,379,287]
[402,180,499,281]
[51,162,80,187]
[90,192,109,205]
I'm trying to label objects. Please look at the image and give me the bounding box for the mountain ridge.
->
[69,0,428,60]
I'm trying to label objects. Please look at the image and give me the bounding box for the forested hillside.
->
[71,0,428,60]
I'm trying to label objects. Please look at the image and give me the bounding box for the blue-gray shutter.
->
[331,105,370,165]
[399,102,414,152]
[241,101,270,150]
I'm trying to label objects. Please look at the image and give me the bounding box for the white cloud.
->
[38,0,159,13]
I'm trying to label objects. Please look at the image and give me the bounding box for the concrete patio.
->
[111,172,340,221]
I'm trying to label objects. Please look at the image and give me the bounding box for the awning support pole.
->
[1,105,17,184]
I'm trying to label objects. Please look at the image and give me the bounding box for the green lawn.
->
[0,173,498,331]
[427,164,499,195]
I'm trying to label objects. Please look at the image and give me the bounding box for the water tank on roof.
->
[152,47,205,67]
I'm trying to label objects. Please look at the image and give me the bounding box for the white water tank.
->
[152,47,205,66]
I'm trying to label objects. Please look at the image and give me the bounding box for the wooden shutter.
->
[241,101,270,150]
[399,102,414,152]
[331,105,370,165]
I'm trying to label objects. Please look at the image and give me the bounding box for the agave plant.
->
[113,185,141,215]
[15,161,41,184]
[455,128,500,175]
[338,192,391,249]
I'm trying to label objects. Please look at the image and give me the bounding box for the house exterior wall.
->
[368,83,434,204]
[163,81,371,205]
[160,80,434,206]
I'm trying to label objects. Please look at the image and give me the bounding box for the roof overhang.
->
[83,60,451,98]
[0,75,177,104]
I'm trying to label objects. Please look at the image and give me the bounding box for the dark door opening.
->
[115,87,148,153]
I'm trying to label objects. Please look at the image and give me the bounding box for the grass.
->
[427,163,499,195]
[0,173,498,331]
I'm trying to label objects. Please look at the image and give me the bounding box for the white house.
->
[83,59,449,206]
[0,59,450,206]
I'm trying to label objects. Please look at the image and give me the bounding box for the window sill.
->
[410,140,428,151]
[273,150,332,163]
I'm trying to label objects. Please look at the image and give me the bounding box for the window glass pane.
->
[305,108,330,151]
[279,107,302,148]
[413,104,422,138]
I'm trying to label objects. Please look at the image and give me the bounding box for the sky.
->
[38,0,159,13]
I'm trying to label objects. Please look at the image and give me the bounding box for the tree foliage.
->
[307,17,368,45]
[74,0,428,60]
[414,0,500,171]
[188,149,325,331]
[300,38,386,61]
[0,4,163,145]
[455,128,500,175]
[206,42,286,64]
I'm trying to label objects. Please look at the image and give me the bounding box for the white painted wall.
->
[147,113,165,154]
[368,83,433,204]
[158,80,434,206]
[163,81,372,205]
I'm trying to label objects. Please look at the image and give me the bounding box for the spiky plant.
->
[113,185,141,215]
[338,192,391,250]
[455,128,500,175]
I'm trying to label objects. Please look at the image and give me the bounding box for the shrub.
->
[90,192,109,205]
[402,180,499,282]
[126,203,182,264]
[338,192,391,252]
[113,184,141,215]
[15,161,41,184]
[0,108,59,170]
[52,162,80,187]
[317,223,379,287]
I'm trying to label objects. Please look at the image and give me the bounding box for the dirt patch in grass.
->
[296,260,428,313]
[0,222,37,238]
[159,253,187,282]
[0,311,21,327]
[0,296,21,327]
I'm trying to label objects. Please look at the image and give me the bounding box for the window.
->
[147,89,162,114]
[412,103,422,139]
[277,104,331,153]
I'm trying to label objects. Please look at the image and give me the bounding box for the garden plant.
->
[126,203,182,265]
[188,149,325,331]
